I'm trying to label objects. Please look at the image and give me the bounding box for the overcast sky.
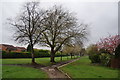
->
[0,0,119,49]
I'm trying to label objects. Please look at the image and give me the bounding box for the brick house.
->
[15,47,26,52]
[0,44,26,52]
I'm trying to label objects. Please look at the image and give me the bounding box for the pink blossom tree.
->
[96,35,120,55]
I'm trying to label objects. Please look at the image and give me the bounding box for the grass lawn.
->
[1,56,73,78]
[2,56,72,66]
[60,56,119,78]
[2,65,47,78]
[0,65,2,78]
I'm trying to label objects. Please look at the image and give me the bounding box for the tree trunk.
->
[70,53,72,59]
[50,48,55,63]
[31,52,35,63]
[31,47,35,63]
[60,52,62,61]
[67,54,69,60]
[50,53,55,63]
[30,43,36,64]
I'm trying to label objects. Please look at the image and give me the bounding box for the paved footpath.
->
[41,58,80,79]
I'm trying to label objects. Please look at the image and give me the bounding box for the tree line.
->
[9,2,89,64]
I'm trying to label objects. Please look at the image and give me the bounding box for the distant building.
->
[15,47,26,52]
[0,44,26,52]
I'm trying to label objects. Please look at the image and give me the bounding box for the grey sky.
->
[0,0,118,49]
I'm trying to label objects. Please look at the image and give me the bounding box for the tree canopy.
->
[39,5,89,62]
[10,2,46,63]
[9,2,89,63]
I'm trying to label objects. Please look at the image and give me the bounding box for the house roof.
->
[0,44,26,51]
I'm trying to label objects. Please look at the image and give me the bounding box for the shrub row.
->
[88,44,120,66]
[89,53,111,66]
[2,50,66,58]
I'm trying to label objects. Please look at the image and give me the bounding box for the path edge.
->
[57,58,80,80]
[57,67,72,79]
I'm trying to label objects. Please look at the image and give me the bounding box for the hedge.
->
[2,49,66,58]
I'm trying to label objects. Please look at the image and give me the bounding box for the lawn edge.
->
[57,67,72,79]
[58,58,80,79]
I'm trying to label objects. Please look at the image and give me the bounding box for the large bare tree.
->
[10,2,46,64]
[40,5,88,63]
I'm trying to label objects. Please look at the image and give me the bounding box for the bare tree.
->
[40,5,88,63]
[10,2,46,64]
[73,44,82,57]
[62,44,74,59]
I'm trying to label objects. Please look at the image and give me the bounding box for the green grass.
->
[0,59,2,79]
[0,65,2,79]
[2,65,47,78]
[2,56,72,66]
[60,56,119,78]
[2,56,73,78]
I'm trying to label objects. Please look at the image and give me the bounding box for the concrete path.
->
[41,58,80,79]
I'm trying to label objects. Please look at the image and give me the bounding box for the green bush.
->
[87,45,112,66]
[2,49,66,58]
[99,53,111,66]
[2,51,31,58]
[89,54,101,63]
[87,45,101,63]
[115,44,120,58]
[35,49,50,57]
[2,49,50,58]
